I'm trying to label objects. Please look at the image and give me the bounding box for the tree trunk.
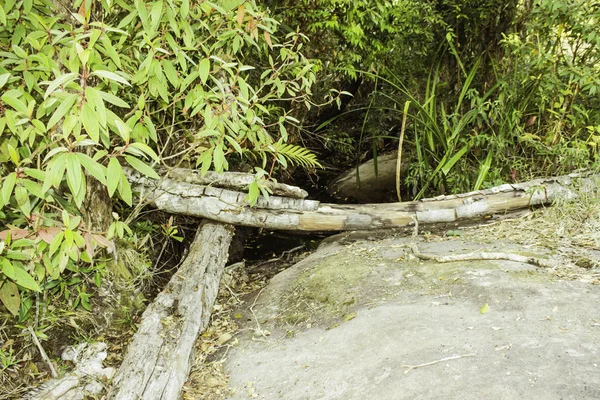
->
[108,222,233,400]
[82,176,112,233]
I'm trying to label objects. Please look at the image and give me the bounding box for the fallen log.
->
[108,222,233,400]
[126,168,319,212]
[165,168,308,199]
[131,170,599,232]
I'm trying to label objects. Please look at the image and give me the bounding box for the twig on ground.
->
[411,215,419,239]
[281,245,305,260]
[28,327,58,378]
[250,245,306,272]
[409,243,558,269]
[224,283,241,303]
[250,288,268,338]
[402,353,475,374]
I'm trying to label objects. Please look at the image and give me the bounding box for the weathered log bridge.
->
[127,168,598,231]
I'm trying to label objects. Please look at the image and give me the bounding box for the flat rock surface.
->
[224,232,600,399]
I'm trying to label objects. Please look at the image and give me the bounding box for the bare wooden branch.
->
[126,169,319,212]
[129,170,600,232]
[28,326,57,378]
[408,243,558,269]
[108,222,234,400]
[166,168,308,199]
[402,354,475,374]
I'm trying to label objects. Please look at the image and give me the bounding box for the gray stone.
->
[224,234,600,400]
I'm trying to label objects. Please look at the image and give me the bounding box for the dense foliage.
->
[0,0,319,317]
[1,0,599,333]
[273,0,600,197]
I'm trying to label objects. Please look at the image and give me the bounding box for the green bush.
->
[0,0,318,317]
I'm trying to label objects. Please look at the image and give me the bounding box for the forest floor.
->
[195,203,600,399]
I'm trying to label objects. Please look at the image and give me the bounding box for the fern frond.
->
[269,142,323,169]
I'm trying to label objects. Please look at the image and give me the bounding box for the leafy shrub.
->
[0,0,318,316]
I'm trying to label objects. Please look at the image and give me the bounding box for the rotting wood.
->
[129,170,600,232]
[108,222,233,400]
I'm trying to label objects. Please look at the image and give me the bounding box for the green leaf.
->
[246,181,260,206]
[199,58,210,84]
[77,153,107,185]
[118,9,138,29]
[44,153,67,192]
[2,172,17,205]
[0,8,6,28]
[22,179,45,200]
[180,0,189,18]
[90,70,131,86]
[441,145,468,176]
[11,45,26,59]
[107,158,122,197]
[480,303,490,314]
[1,258,16,280]
[44,147,69,164]
[5,249,29,260]
[198,149,212,173]
[0,281,20,315]
[135,0,150,31]
[49,231,64,256]
[82,101,100,143]
[85,87,107,128]
[14,186,31,216]
[128,142,159,162]
[150,1,163,34]
[97,90,130,108]
[124,155,159,179]
[0,73,10,89]
[1,91,29,115]
[118,174,132,206]
[213,144,225,172]
[225,135,243,155]
[238,76,248,100]
[162,59,179,87]
[48,93,79,129]
[145,118,157,142]
[13,266,41,292]
[23,168,45,181]
[65,153,85,203]
[99,36,122,68]
[7,144,19,166]
[474,152,493,191]
[44,72,79,99]
[114,118,131,142]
